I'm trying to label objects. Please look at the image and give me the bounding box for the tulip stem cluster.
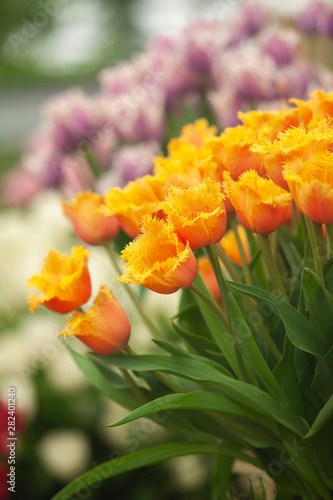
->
[211,243,281,364]
[304,217,324,282]
[204,245,254,384]
[213,244,240,282]
[315,223,326,264]
[189,283,231,334]
[257,235,289,302]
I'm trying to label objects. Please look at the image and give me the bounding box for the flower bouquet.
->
[25,87,333,500]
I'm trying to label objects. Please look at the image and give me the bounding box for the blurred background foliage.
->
[0,0,213,176]
[0,0,145,177]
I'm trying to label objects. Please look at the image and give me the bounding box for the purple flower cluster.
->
[2,1,333,206]
[298,1,333,37]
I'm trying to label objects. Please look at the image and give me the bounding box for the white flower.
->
[36,429,91,482]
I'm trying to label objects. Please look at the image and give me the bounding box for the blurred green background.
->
[0,0,218,178]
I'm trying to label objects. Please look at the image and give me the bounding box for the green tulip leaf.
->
[228,282,330,356]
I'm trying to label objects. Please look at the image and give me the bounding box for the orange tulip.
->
[102,176,165,239]
[208,126,265,181]
[58,285,131,355]
[118,215,198,294]
[161,178,226,249]
[252,124,333,191]
[154,145,219,190]
[169,118,218,152]
[154,155,204,188]
[283,152,333,224]
[238,107,308,139]
[291,90,333,121]
[220,225,251,267]
[224,170,292,234]
[222,192,236,215]
[26,246,91,313]
[62,191,120,245]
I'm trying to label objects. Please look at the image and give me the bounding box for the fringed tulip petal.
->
[284,152,333,224]
[118,216,197,294]
[26,247,91,313]
[224,170,292,234]
[161,178,226,249]
[58,285,131,355]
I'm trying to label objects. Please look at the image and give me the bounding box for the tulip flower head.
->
[154,149,218,189]
[175,119,218,148]
[251,127,308,190]
[102,176,165,239]
[283,152,333,224]
[209,126,266,180]
[238,107,310,138]
[26,246,91,313]
[252,124,333,191]
[304,89,333,118]
[58,285,131,355]
[224,170,292,234]
[62,191,120,245]
[161,178,226,249]
[118,216,198,294]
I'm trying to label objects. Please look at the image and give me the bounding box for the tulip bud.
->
[58,285,131,355]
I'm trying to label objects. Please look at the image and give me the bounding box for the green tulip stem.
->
[214,245,281,362]
[326,223,333,259]
[214,244,241,282]
[304,217,324,282]
[314,223,326,266]
[258,235,289,302]
[229,218,253,285]
[189,283,232,335]
[84,150,101,178]
[120,369,149,404]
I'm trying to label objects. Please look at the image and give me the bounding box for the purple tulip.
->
[214,46,278,100]
[137,36,203,106]
[99,62,141,96]
[298,1,327,34]
[238,1,272,36]
[181,21,238,73]
[317,5,333,37]
[208,88,243,128]
[274,59,309,99]
[258,29,301,65]
[113,141,160,185]
[100,90,165,142]
[42,88,100,152]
